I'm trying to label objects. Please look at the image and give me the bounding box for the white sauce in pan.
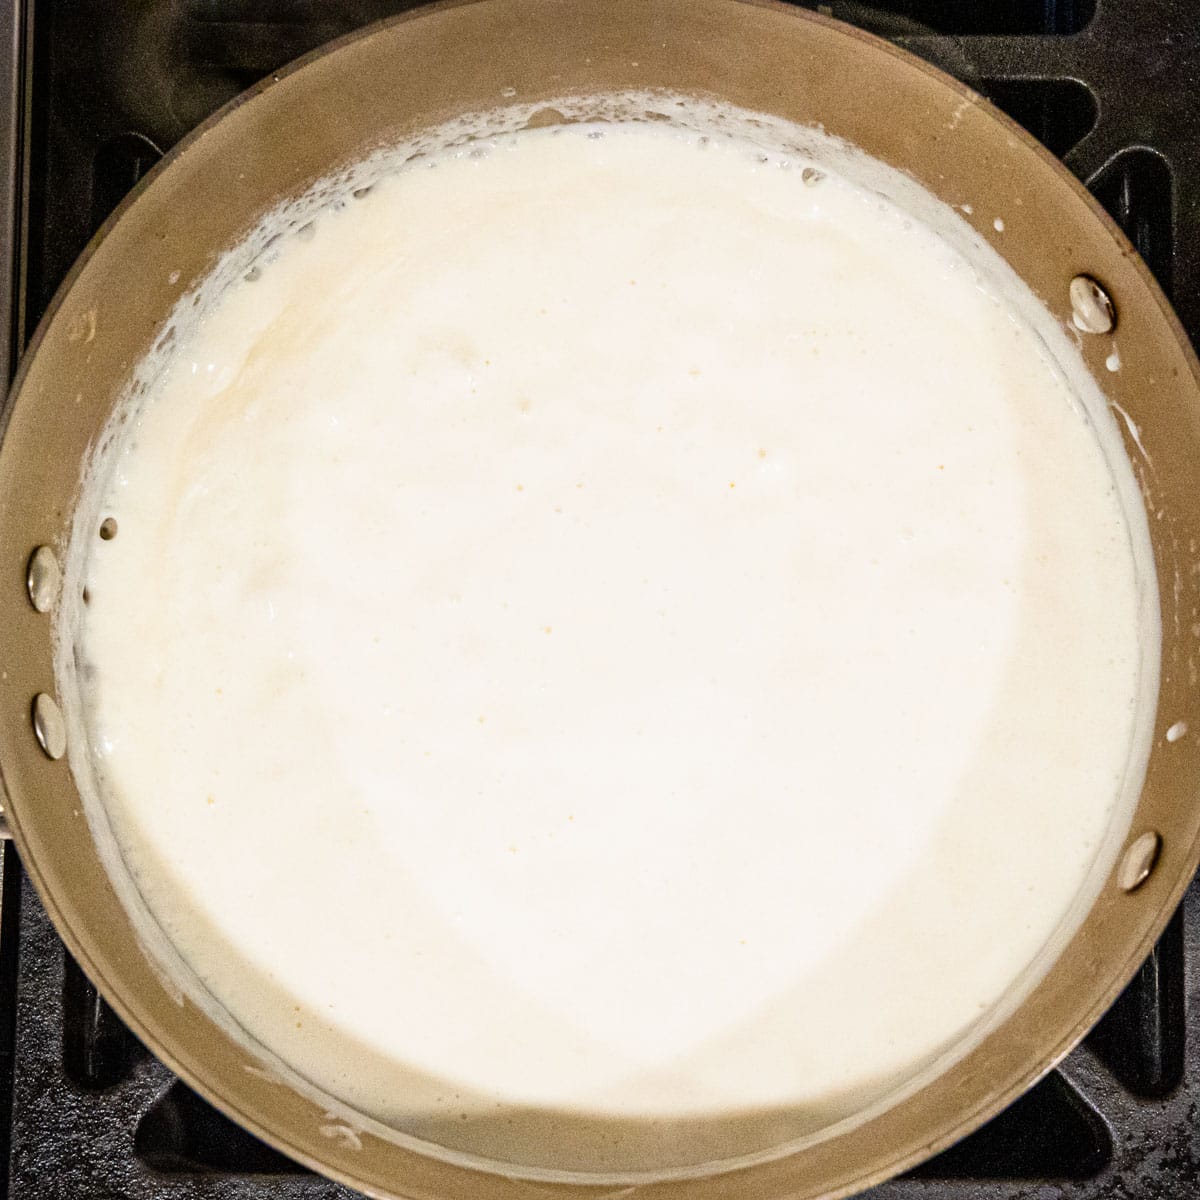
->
[67,114,1156,1174]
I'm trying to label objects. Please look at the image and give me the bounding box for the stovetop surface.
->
[3,1,1200,1197]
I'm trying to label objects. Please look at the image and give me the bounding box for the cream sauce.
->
[71,118,1153,1174]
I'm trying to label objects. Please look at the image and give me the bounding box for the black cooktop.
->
[1,2,1199,1197]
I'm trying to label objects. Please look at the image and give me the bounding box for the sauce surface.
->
[73,118,1151,1173]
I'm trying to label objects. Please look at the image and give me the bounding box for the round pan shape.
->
[1,2,1199,1197]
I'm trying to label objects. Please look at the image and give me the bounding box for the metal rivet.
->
[98,517,117,541]
[31,693,67,761]
[1070,275,1116,334]
[1118,831,1161,893]
[26,545,60,613]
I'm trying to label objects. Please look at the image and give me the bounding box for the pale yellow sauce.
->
[71,116,1153,1174]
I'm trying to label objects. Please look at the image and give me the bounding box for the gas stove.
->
[1,2,1198,1197]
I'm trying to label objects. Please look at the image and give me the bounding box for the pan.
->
[1,2,1199,1197]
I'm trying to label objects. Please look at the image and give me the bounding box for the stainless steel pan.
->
[2,2,1199,1196]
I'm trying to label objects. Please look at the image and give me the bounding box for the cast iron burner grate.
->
[2,1,1199,1196]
